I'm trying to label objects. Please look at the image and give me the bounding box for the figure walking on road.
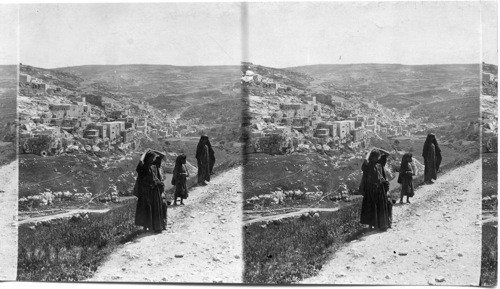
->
[422,133,442,184]
[172,154,189,205]
[398,153,415,204]
[134,150,165,233]
[360,149,391,231]
[195,135,215,186]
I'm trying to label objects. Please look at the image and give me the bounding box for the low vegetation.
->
[18,155,242,281]
[18,200,140,281]
[244,199,363,284]
[243,132,480,283]
[480,153,498,286]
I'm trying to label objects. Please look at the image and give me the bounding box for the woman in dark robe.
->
[422,133,442,184]
[195,135,215,186]
[134,151,165,233]
[398,153,415,204]
[172,154,189,205]
[360,149,391,231]
[377,150,394,225]
[153,152,167,229]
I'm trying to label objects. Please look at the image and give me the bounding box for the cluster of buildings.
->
[19,73,62,93]
[247,75,421,154]
[241,70,288,95]
[18,75,178,155]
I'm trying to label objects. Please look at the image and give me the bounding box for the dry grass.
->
[244,199,364,284]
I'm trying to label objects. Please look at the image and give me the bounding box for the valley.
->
[242,62,484,283]
[17,63,242,219]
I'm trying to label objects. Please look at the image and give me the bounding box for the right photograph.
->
[241,1,496,285]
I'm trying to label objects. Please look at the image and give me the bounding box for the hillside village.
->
[481,62,498,153]
[17,64,242,211]
[18,67,181,156]
[241,63,432,155]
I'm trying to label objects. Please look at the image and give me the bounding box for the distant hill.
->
[286,63,480,108]
[21,64,84,91]
[243,63,313,90]
[0,65,17,136]
[0,65,17,163]
[483,62,498,75]
[56,64,241,100]
[482,62,498,97]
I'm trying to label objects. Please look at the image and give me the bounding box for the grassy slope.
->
[243,152,364,200]
[180,98,243,142]
[244,199,363,284]
[17,200,140,281]
[57,64,240,98]
[244,151,480,284]
[0,65,17,164]
[17,150,242,281]
[480,153,498,286]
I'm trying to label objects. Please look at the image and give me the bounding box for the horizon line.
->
[5,61,493,70]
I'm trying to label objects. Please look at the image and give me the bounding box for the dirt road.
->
[0,160,18,280]
[87,166,243,283]
[302,159,482,286]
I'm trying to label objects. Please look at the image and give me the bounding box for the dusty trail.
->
[302,159,482,285]
[87,166,243,283]
[17,208,111,225]
[0,160,18,280]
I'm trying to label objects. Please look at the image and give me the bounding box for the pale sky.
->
[245,1,487,67]
[0,5,18,65]
[482,1,498,65]
[19,3,242,68]
[0,1,497,67]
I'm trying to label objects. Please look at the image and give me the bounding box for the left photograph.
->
[16,3,244,282]
[0,4,20,282]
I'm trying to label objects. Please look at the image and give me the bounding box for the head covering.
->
[175,154,187,166]
[400,152,412,169]
[423,133,441,158]
[196,135,214,159]
[139,148,151,163]
[368,149,381,163]
[401,153,413,167]
[144,151,157,165]
[152,150,166,165]
[365,147,390,160]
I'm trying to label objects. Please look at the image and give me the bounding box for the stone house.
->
[19,74,31,83]
[84,129,99,139]
[102,121,122,141]
[351,128,364,142]
[95,124,108,139]
[333,120,350,139]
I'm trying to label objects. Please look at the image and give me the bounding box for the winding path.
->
[87,166,243,283]
[0,160,18,280]
[301,159,482,285]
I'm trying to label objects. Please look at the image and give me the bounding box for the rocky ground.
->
[87,166,243,283]
[0,160,18,280]
[302,159,482,285]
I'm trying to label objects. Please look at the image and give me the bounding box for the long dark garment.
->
[134,162,164,231]
[399,155,414,197]
[360,161,391,230]
[422,134,442,182]
[173,164,189,200]
[196,136,215,184]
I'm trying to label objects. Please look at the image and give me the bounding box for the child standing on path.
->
[398,153,415,204]
[172,154,189,205]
